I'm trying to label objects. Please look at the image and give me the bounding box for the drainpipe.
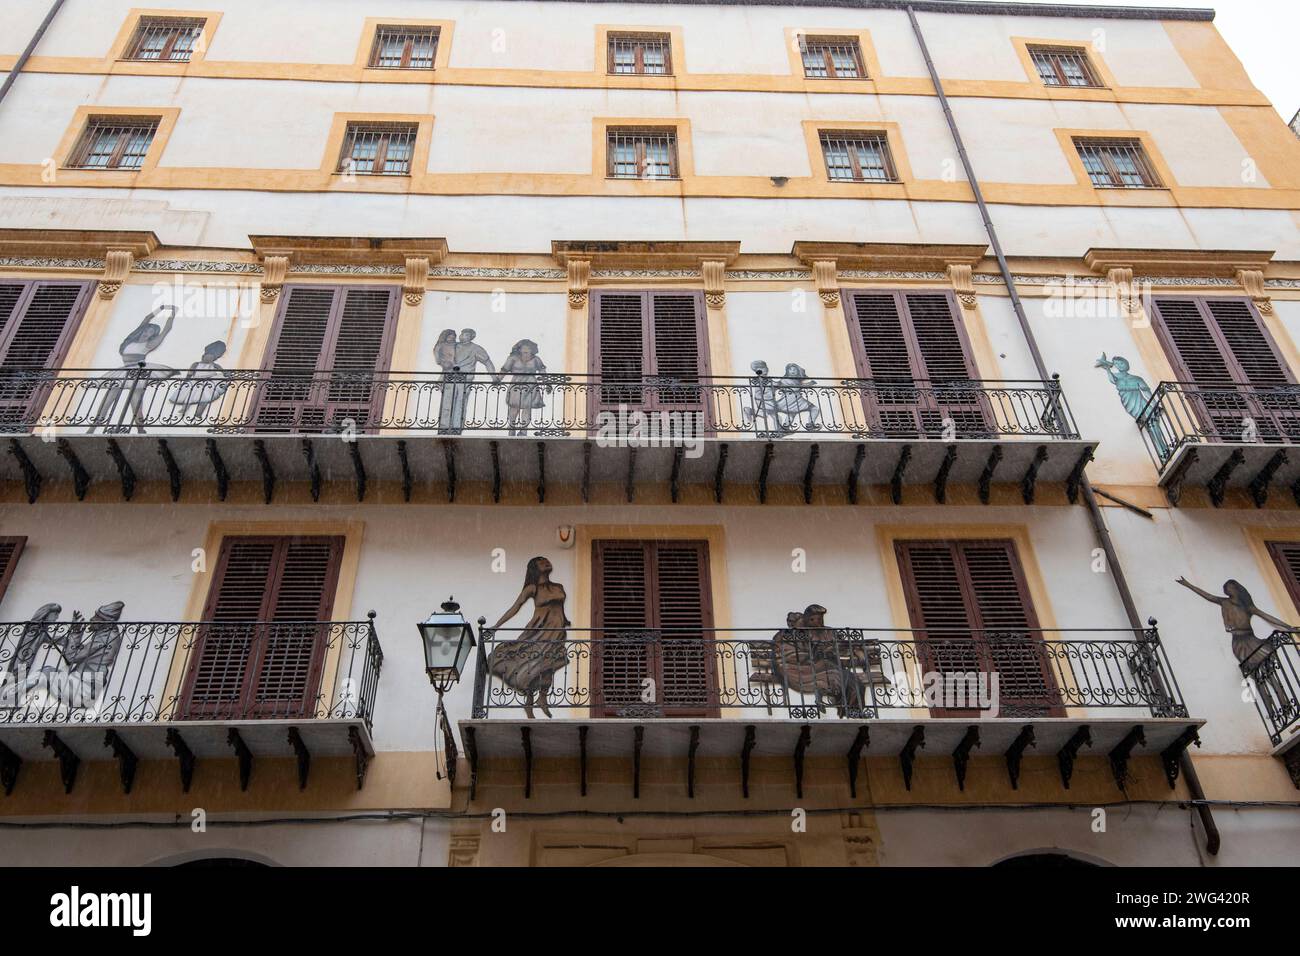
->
[0,0,68,111]
[904,4,1220,856]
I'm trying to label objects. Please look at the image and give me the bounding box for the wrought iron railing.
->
[1241,631,1300,747]
[1137,381,1300,471]
[470,625,1186,720]
[0,367,1078,441]
[0,616,382,726]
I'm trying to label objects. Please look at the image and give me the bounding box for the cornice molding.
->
[1083,247,1276,278]
[551,240,742,270]
[0,228,158,261]
[792,241,988,273]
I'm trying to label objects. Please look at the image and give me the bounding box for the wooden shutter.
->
[0,536,26,609]
[896,540,1062,716]
[1267,541,1300,617]
[253,285,399,432]
[846,291,986,437]
[1151,296,1299,441]
[181,535,344,719]
[589,290,710,422]
[0,281,93,429]
[591,539,716,716]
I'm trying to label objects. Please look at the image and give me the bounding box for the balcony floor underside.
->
[3,433,1095,502]
[1160,442,1300,502]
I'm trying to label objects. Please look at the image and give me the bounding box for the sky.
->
[967,0,1298,120]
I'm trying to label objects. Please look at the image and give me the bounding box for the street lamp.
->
[417,597,476,694]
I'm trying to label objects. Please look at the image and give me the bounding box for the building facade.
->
[0,0,1298,867]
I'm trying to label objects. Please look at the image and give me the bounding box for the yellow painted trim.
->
[109,8,223,69]
[801,120,916,186]
[592,116,694,181]
[319,112,435,180]
[1053,127,1179,194]
[594,24,685,82]
[54,105,180,176]
[354,18,455,74]
[1010,36,1118,93]
[783,27,883,88]
[1162,20,1258,95]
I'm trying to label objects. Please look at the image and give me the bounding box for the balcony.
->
[1138,382,1300,506]
[0,616,383,795]
[1,368,1093,504]
[1241,632,1300,787]
[458,625,1202,798]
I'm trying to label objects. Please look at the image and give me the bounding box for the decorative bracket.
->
[403,256,430,306]
[702,259,727,308]
[98,248,135,300]
[1105,266,1143,316]
[947,263,977,309]
[567,257,591,308]
[811,259,839,307]
[259,254,289,303]
[1237,268,1273,315]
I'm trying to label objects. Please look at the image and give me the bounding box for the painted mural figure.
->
[742,361,782,434]
[1176,576,1296,721]
[487,557,570,718]
[88,305,179,434]
[495,339,548,437]
[0,601,126,712]
[741,360,822,434]
[770,604,864,712]
[167,340,230,423]
[772,363,822,431]
[1096,353,1169,458]
[435,328,495,434]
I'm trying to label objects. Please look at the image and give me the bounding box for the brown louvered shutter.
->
[590,290,710,423]
[1152,297,1299,441]
[592,539,715,716]
[896,540,1061,716]
[1266,541,1300,617]
[253,285,398,432]
[181,536,343,719]
[847,291,985,437]
[0,536,27,609]
[0,281,93,429]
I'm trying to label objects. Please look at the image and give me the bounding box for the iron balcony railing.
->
[1137,381,1300,471]
[470,625,1186,720]
[1241,631,1300,747]
[0,616,383,727]
[0,367,1078,441]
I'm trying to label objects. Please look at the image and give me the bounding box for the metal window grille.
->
[338,123,419,176]
[820,130,898,182]
[608,33,672,75]
[800,36,865,79]
[607,127,679,179]
[67,117,160,170]
[369,25,439,69]
[1073,137,1162,188]
[123,16,205,61]
[1029,46,1102,88]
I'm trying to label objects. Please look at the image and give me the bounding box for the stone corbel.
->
[702,259,727,309]
[947,263,977,309]
[98,248,134,300]
[811,259,839,307]
[259,255,289,303]
[1105,266,1143,316]
[567,258,591,309]
[1237,269,1273,315]
[403,256,430,306]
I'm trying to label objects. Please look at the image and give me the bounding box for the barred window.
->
[607,127,679,179]
[67,116,160,170]
[800,36,865,79]
[122,16,206,61]
[608,33,671,75]
[1073,137,1162,188]
[820,130,898,182]
[338,122,419,176]
[1029,45,1103,88]
[369,25,439,69]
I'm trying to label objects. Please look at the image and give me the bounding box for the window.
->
[67,116,160,170]
[846,290,988,437]
[0,537,26,609]
[337,122,418,176]
[1267,542,1300,616]
[253,285,401,432]
[178,536,344,720]
[1073,137,1162,188]
[820,130,898,182]
[369,25,439,69]
[592,540,715,717]
[800,36,866,79]
[895,539,1062,717]
[1028,45,1103,87]
[122,16,205,62]
[0,281,94,428]
[608,32,671,75]
[590,290,710,418]
[1150,297,1300,441]
[606,127,678,179]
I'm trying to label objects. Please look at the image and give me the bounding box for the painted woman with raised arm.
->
[88,304,179,433]
[486,557,570,718]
